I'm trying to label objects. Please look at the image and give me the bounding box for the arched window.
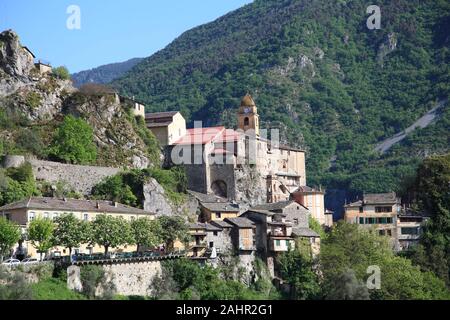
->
[244,117,249,126]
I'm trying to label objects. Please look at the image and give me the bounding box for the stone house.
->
[396,209,430,251]
[145,111,186,146]
[34,60,52,74]
[119,95,146,118]
[188,190,240,222]
[344,192,400,244]
[0,197,155,260]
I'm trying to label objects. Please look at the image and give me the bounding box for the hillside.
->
[71,58,144,88]
[0,30,160,169]
[112,0,450,197]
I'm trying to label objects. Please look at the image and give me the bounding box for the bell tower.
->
[237,93,260,136]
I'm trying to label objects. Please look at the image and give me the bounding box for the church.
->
[145,94,332,227]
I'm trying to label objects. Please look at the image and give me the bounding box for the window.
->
[379,230,386,236]
[83,214,89,221]
[401,227,419,235]
[386,229,392,236]
[28,212,35,222]
[359,206,364,213]
[213,231,218,236]
[4,213,10,221]
[294,218,299,225]
[44,212,49,219]
[216,213,221,219]
[359,217,364,224]
[209,242,214,248]
[275,240,281,247]
[244,117,249,126]
[375,206,392,213]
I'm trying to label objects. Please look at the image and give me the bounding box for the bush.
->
[48,115,97,165]
[52,66,70,80]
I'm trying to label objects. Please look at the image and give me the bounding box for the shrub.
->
[52,66,70,80]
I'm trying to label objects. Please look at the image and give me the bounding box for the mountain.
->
[112,0,450,197]
[0,30,159,169]
[71,57,144,87]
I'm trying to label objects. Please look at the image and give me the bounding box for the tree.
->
[277,246,321,300]
[0,217,21,262]
[48,115,97,165]
[320,221,450,300]
[53,213,91,262]
[158,216,189,251]
[130,217,162,252]
[28,217,55,261]
[90,215,133,255]
[52,66,70,80]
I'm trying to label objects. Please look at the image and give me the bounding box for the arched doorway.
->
[211,180,228,198]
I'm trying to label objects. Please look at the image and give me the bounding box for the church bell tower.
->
[237,93,260,136]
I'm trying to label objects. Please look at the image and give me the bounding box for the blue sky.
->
[0,0,252,73]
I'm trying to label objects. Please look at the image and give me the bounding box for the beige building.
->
[0,197,155,260]
[34,61,52,74]
[291,186,333,227]
[344,192,400,243]
[145,111,187,146]
[119,95,146,118]
[396,210,430,251]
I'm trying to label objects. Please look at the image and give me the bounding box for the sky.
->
[0,0,253,73]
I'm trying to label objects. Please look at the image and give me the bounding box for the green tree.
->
[49,115,97,165]
[0,217,21,262]
[28,217,55,261]
[320,222,450,300]
[53,213,91,262]
[52,66,70,80]
[130,217,162,252]
[90,215,133,255]
[277,246,321,300]
[158,216,189,251]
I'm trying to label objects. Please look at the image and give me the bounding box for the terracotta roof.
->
[224,217,255,228]
[173,127,225,145]
[145,111,179,120]
[0,197,153,215]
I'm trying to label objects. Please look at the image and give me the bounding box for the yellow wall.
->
[4,208,153,259]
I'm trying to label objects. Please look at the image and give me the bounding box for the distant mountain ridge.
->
[71,58,144,87]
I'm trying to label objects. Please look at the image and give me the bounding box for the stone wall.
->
[67,260,163,297]
[27,158,121,195]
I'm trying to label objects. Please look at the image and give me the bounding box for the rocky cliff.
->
[0,29,160,169]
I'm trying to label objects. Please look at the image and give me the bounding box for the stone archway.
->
[211,180,228,198]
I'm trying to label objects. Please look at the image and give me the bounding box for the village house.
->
[344,192,400,245]
[145,111,187,146]
[188,190,240,222]
[291,185,333,227]
[119,95,146,118]
[0,197,155,260]
[396,209,430,251]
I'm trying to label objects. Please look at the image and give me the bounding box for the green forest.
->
[113,0,450,196]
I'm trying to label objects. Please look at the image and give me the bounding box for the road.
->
[374,99,448,154]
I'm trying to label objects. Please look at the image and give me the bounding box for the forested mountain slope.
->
[113,0,450,195]
[71,58,144,88]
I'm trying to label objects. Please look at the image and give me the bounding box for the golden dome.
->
[240,93,255,107]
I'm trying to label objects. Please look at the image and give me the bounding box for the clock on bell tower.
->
[237,93,260,136]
